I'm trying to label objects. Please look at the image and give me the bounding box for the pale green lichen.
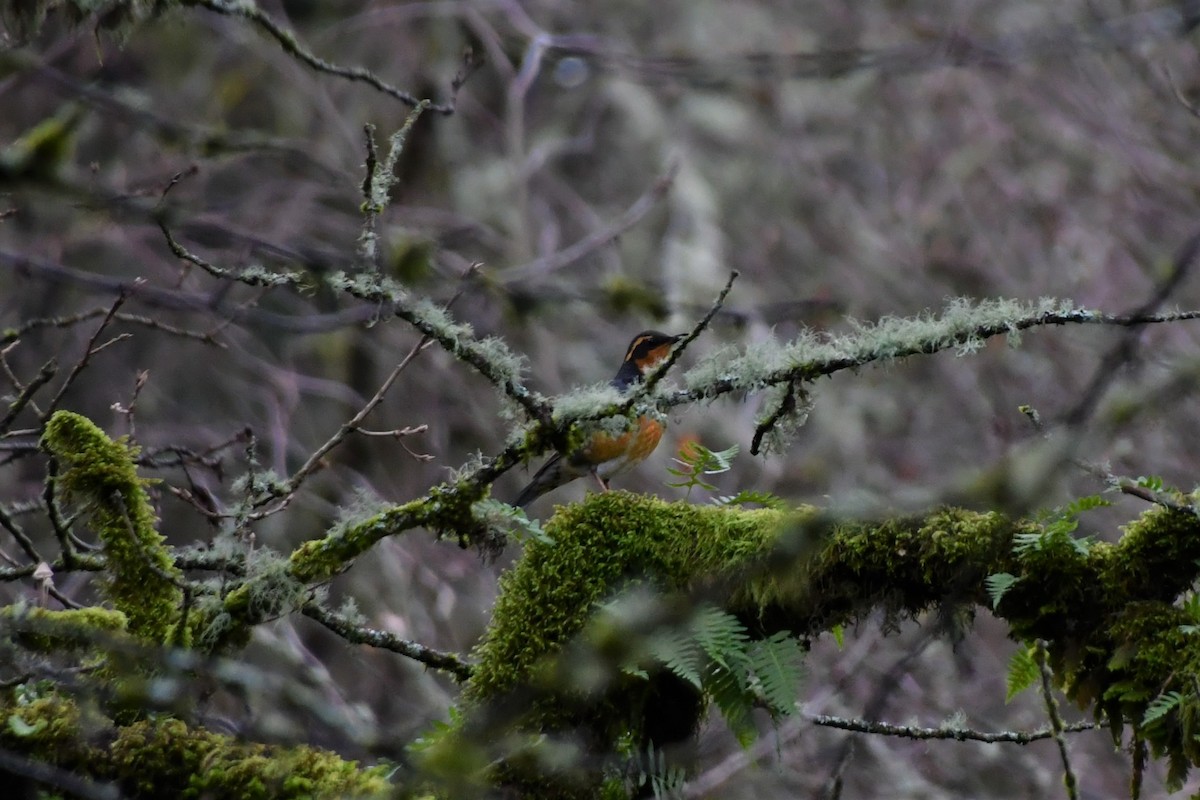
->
[684,297,1084,399]
[40,411,184,645]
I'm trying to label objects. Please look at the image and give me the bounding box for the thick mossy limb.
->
[464,492,789,705]
[0,604,128,652]
[41,411,184,644]
[1,690,390,800]
[461,496,1200,797]
[736,506,1023,635]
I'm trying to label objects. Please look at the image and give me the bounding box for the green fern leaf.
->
[1005,644,1039,703]
[707,662,756,748]
[1143,691,1184,727]
[746,631,805,716]
[646,628,704,689]
[715,490,786,509]
[984,572,1019,609]
[691,606,750,670]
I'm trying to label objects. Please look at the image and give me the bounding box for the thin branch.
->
[112,370,149,440]
[301,603,473,683]
[662,303,1200,411]
[157,219,301,286]
[0,504,41,564]
[502,163,680,283]
[0,358,55,432]
[1035,639,1079,800]
[1061,227,1200,427]
[1,248,378,333]
[551,3,1195,87]
[638,269,738,401]
[191,0,463,113]
[1162,65,1200,121]
[41,290,130,420]
[0,502,81,609]
[805,712,1100,744]
[358,103,431,268]
[252,266,476,515]
[751,381,796,456]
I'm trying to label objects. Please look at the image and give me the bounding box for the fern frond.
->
[985,572,1019,610]
[1005,644,1038,702]
[1143,690,1184,727]
[746,631,805,716]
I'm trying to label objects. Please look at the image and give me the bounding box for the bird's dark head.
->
[612,330,683,387]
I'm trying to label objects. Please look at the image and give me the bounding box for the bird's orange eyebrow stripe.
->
[625,335,652,361]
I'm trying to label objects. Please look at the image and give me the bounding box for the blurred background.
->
[3,1,1200,796]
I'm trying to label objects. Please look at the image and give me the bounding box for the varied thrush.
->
[513,330,683,508]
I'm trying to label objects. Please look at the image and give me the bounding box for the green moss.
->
[1,689,390,799]
[0,604,128,652]
[447,496,1200,797]
[40,411,185,645]
[464,492,787,704]
[738,507,1020,635]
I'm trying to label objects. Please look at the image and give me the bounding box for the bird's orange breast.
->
[579,416,665,477]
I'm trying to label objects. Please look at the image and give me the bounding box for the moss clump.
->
[739,507,1021,636]
[41,411,185,645]
[449,495,1200,797]
[464,492,787,705]
[1,604,128,652]
[1,689,390,799]
[110,718,389,799]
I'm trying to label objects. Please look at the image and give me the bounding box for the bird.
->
[513,330,683,509]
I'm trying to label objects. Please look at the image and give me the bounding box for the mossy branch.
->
[40,411,185,645]
[0,690,388,800]
[447,493,1200,796]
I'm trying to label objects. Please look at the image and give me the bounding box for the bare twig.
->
[1035,639,1079,800]
[0,358,55,432]
[0,502,81,609]
[1061,227,1200,427]
[354,425,434,461]
[191,0,463,113]
[502,163,681,283]
[157,219,301,286]
[1,247,375,333]
[640,269,738,401]
[0,309,223,347]
[111,370,149,440]
[41,290,131,420]
[1163,66,1200,121]
[820,630,937,799]
[252,267,476,516]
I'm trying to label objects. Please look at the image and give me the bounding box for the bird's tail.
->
[512,454,570,508]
